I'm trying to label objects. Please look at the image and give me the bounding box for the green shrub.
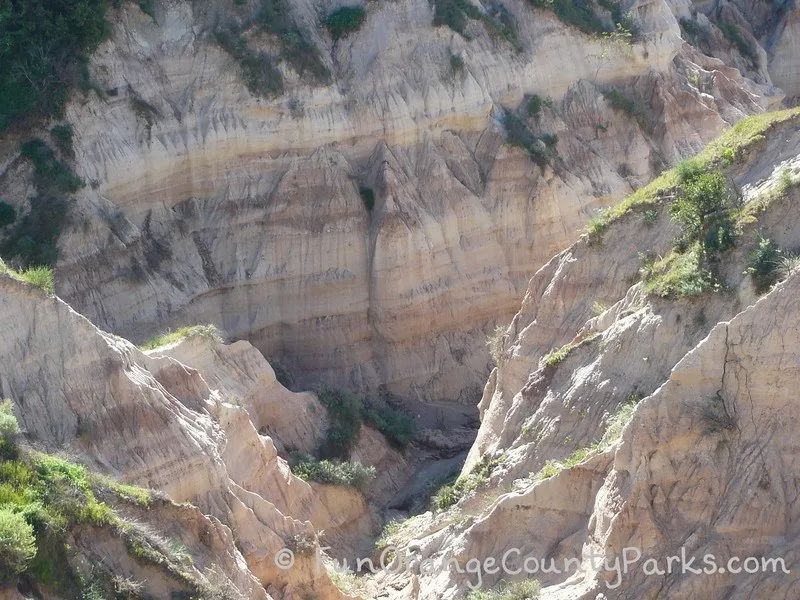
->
[432,454,503,510]
[502,109,555,168]
[777,253,800,281]
[18,266,55,294]
[535,447,590,480]
[8,138,77,266]
[526,94,543,119]
[325,6,367,41]
[643,208,658,225]
[0,400,20,460]
[0,260,55,294]
[1,194,68,268]
[316,386,364,458]
[88,473,154,509]
[129,91,160,142]
[258,0,331,82]
[0,0,111,132]
[719,145,735,166]
[137,0,156,19]
[600,395,641,445]
[0,202,15,229]
[675,157,704,184]
[482,2,523,50]
[450,53,465,76]
[0,508,37,580]
[286,532,317,555]
[642,244,716,298]
[8,140,79,267]
[20,139,83,194]
[316,386,416,457]
[50,124,75,159]
[544,342,575,367]
[528,0,607,36]
[433,0,470,35]
[0,447,204,596]
[718,21,758,66]
[669,170,736,256]
[215,28,284,97]
[602,88,637,116]
[553,0,605,34]
[540,133,558,147]
[290,453,376,490]
[359,186,376,211]
[776,169,795,196]
[598,0,636,34]
[467,579,541,600]
[362,398,416,448]
[746,237,782,293]
[432,0,522,49]
[600,108,800,225]
[586,213,608,244]
[139,324,223,350]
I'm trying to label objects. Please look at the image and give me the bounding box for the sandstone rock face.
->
[150,336,327,454]
[720,0,800,98]
[465,114,800,476]
[767,6,800,98]
[404,274,800,600]
[0,275,410,598]
[0,0,785,406]
[362,112,800,599]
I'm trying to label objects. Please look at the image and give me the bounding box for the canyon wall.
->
[0,274,413,598]
[1,0,793,404]
[374,109,800,599]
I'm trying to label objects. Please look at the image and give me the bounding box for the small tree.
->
[747,237,782,293]
[0,508,37,581]
[0,399,20,459]
[325,6,367,41]
[669,171,735,256]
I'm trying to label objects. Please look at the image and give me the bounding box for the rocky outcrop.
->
[395,271,800,600]
[362,108,800,599]
[0,274,409,598]
[465,110,800,476]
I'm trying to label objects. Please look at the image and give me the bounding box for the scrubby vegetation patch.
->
[139,324,224,350]
[432,454,503,510]
[325,6,367,41]
[289,452,376,490]
[467,579,541,600]
[315,386,416,458]
[432,0,522,51]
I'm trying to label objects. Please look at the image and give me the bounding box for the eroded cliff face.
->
[369,110,800,599]
[0,274,417,599]
[0,0,793,404]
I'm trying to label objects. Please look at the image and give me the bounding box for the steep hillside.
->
[0,273,418,598]
[372,107,800,599]
[0,0,795,405]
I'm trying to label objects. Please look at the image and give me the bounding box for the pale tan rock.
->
[768,7,800,98]
[149,336,327,454]
[391,115,800,600]
[0,0,777,406]
[0,276,361,599]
